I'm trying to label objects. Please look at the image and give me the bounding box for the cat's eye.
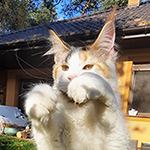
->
[83,64,94,70]
[61,65,69,71]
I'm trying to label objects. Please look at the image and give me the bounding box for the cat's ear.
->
[89,7,116,59]
[44,30,71,63]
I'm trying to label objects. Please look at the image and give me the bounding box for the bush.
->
[0,135,36,150]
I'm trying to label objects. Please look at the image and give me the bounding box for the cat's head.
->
[45,8,117,93]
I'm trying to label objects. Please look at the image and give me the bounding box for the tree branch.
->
[53,0,62,8]
[81,0,91,16]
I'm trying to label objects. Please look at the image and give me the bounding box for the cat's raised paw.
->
[68,81,89,104]
[67,73,101,104]
[25,84,57,123]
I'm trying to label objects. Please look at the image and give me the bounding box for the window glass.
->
[130,70,150,113]
[19,78,52,113]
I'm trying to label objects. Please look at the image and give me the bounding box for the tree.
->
[0,0,30,32]
[29,0,57,26]
[0,0,57,32]
[0,0,128,32]
[61,0,128,18]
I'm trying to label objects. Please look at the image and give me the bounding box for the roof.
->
[0,25,49,45]
[0,1,150,46]
[50,1,150,36]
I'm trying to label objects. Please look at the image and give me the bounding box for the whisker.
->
[15,51,52,79]
[37,56,54,68]
[31,51,47,56]
[45,67,53,73]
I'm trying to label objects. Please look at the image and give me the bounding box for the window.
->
[19,78,52,113]
[129,64,150,115]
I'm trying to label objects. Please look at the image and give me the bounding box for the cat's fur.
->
[25,8,129,150]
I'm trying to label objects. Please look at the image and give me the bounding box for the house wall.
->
[118,47,150,148]
[118,48,150,63]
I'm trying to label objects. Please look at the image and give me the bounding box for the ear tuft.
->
[49,30,70,51]
[106,6,116,24]
[44,30,72,63]
[89,7,116,60]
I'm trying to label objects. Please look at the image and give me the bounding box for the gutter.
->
[117,25,150,39]
[116,25,150,50]
[122,33,150,39]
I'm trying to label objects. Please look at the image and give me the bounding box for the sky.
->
[55,0,80,20]
[55,1,67,20]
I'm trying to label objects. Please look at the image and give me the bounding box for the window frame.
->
[129,64,150,118]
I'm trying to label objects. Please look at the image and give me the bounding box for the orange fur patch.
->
[79,50,88,62]
[53,65,61,79]
[95,63,111,78]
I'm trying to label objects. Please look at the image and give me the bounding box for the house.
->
[0,0,150,148]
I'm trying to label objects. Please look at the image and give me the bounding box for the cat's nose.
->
[67,75,77,81]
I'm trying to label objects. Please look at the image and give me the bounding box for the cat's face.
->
[53,47,112,93]
[45,8,116,93]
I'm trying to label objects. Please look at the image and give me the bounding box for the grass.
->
[0,135,37,150]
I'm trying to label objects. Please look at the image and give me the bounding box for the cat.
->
[25,7,130,150]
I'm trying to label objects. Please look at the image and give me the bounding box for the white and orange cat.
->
[25,8,129,150]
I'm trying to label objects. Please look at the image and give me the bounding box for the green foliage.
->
[100,0,128,9]
[62,0,128,17]
[0,0,57,32]
[0,0,30,32]
[29,0,57,26]
[0,135,36,150]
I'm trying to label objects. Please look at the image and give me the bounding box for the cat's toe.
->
[27,103,50,120]
[68,82,88,104]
